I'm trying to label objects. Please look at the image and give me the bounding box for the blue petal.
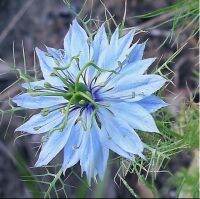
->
[97,46,116,70]
[97,28,134,69]
[108,58,156,86]
[12,93,67,109]
[46,46,69,68]
[80,106,93,130]
[21,80,46,90]
[64,19,89,68]
[79,124,109,183]
[96,33,135,85]
[36,47,55,76]
[62,125,83,172]
[92,24,109,63]
[35,110,79,167]
[117,29,135,62]
[88,24,109,82]
[36,48,64,87]
[99,108,144,156]
[102,74,166,102]
[94,29,135,85]
[97,27,119,69]
[106,101,159,132]
[98,127,134,160]
[16,110,64,134]
[110,27,119,47]
[46,46,63,61]
[137,95,168,113]
[63,24,72,55]
[120,58,156,76]
[126,41,146,64]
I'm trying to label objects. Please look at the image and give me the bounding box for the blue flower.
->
[13,19,167,183]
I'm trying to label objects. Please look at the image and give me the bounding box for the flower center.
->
[64,82,94,107]
[31,61,117,110]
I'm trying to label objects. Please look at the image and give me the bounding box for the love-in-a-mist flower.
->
[13,19,167,183]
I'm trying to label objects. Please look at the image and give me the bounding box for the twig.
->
[0,0,35,45]
[136,12,173,30]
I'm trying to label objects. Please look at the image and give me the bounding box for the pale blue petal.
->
[36,47,55,77]
[64,19,89,68]
[98,128,134,160]
[92,24,109,63]
[94,48,139,87]
[94,29,135,85]
[97,45,116,70]
[35,110,79,167]
[117,30,135,62]
[120,58,156,76]
[97,27,119,69]
[46,46,69,68]
[107,58,156,86]
[126,41,146,63]
[80,124,109,183]
[46,46,63,61]
[91,127,109,180]
[79,132,92,181]
[106,101,159,132]
[110,27,119,47]
[21,80,46,90]
[12,93,67,109]
[97,27,133,70]
[88,24,109,82]
[62,125,83,172]
[102,74,166,102]
[99,108,144,155]
[80,107,93,130]
[93,71,113,87]
[137,95,168,113]
[63,24,72,56]
[16,110,64,134]
[36,48,65,86]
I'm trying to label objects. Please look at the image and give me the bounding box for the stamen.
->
[77,91,98,108]
[75,61,117,91]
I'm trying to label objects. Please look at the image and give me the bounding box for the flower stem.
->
[44,169,63,199]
